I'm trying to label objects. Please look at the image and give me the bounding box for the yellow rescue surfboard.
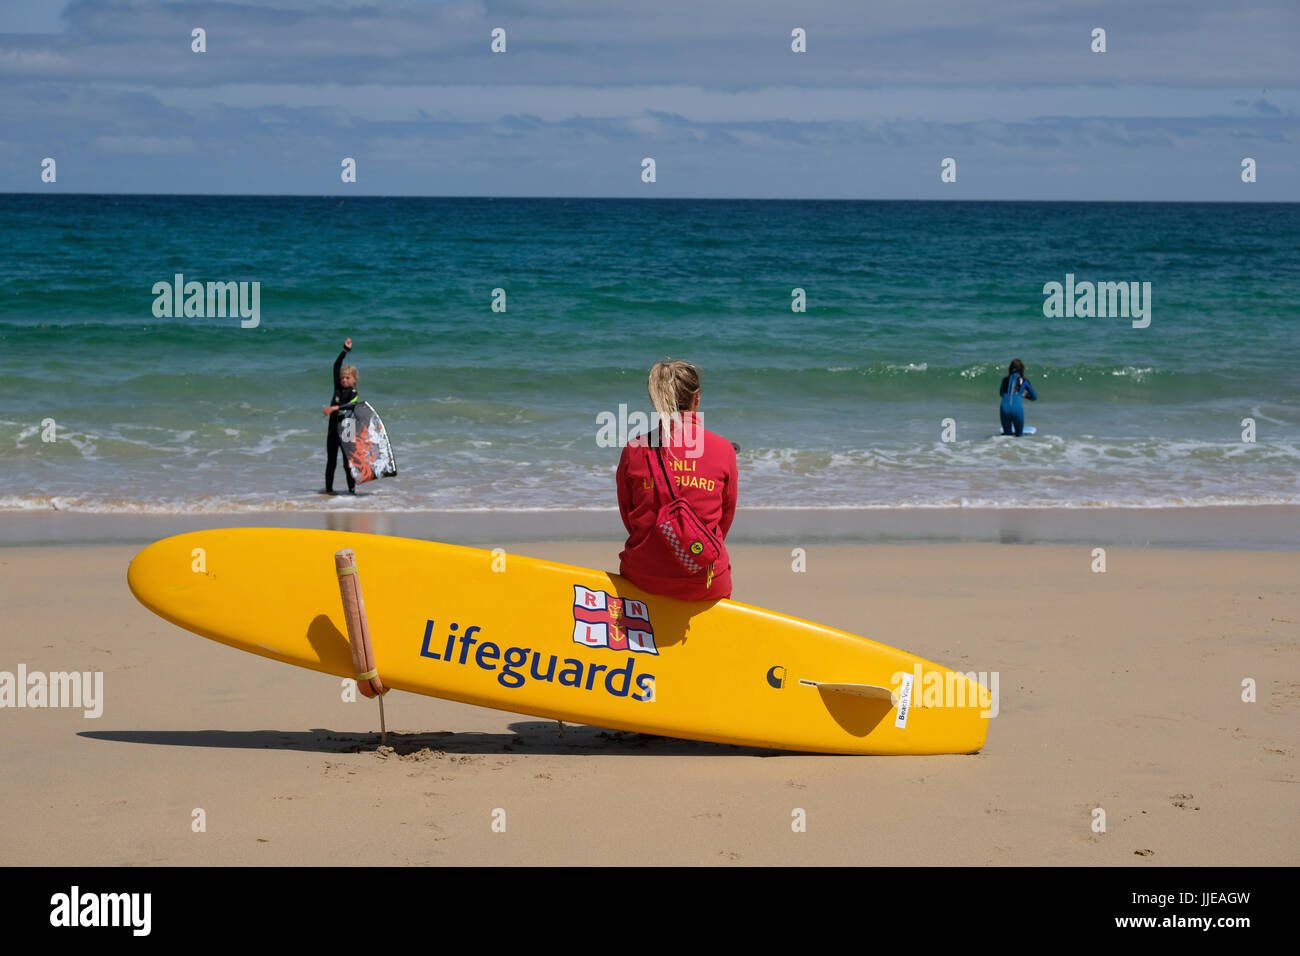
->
[127,529,990,755]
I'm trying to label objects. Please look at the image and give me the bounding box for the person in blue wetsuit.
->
[999,358,1038,437]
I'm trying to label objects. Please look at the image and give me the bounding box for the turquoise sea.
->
[2,195,1298,513]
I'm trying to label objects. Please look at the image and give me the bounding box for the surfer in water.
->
[999,358,1038,437]
[616,360,738,601]
[322,337,358,494]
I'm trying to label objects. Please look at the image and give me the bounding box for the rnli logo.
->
[690,541,704,555]
[572,586,658,655]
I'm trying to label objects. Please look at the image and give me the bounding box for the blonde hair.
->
[647,360,699,439]
[341,365,358,383]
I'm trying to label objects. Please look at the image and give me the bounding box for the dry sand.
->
[1,540,1296,866]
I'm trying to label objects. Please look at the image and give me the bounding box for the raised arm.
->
[332,337,353,392]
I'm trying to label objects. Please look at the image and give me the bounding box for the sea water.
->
[2,195,1297,513]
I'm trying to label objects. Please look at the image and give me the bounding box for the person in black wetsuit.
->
[322,337,358,494]
[998,357,1038,437]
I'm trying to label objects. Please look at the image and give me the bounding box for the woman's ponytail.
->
[647,360,700,445]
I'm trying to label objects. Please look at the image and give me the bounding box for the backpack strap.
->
[653,444,681,503]
[645,424,682,504]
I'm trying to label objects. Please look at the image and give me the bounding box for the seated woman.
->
[615,360,738,601]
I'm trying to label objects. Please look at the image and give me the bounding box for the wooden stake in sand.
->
[334,548,388,746]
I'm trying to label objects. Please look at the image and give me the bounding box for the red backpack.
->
[648,443,722,589]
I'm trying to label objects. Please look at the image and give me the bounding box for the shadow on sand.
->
[79,720,790,757]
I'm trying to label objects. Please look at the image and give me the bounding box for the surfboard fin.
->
[798,679,897,707]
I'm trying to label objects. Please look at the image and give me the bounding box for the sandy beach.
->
[2,530,1296,866]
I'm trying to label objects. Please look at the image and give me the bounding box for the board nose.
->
[127,531,205,612]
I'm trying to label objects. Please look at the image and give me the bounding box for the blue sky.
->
[1,0,1296,199]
